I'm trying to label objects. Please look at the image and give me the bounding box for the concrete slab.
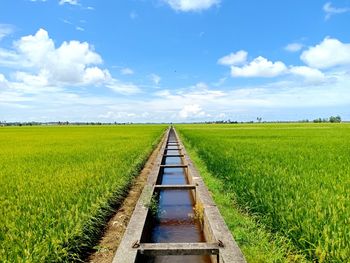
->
[138,242,219,256]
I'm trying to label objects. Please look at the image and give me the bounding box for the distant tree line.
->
[204,120,239,124]
[298,116,342,123]
[312,115,342,123]
[0,121,136,127]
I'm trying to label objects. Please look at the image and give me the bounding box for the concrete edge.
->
[112,128,170,263]
[173,128,246,263]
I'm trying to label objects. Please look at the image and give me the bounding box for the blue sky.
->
[0,0,350,122]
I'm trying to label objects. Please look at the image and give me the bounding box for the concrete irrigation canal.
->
[113,127,245,263]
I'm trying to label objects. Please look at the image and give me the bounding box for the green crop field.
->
[177,123,350,262]
[0,125,165,262]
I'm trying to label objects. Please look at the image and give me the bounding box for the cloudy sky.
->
[0,0,350,122]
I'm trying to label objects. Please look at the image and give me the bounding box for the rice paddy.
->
[177,123,350,262]
[0,125,165,262]
[2,123,349,262]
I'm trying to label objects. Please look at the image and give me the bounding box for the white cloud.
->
[301,37,350,69]
[323,2,350,20]
[285,43,303,52]
[154,83,222,109]
[150,73,161,85]
[218,50,247,66]
[0,48,22,67]
[2,31,350,122]
[106,80,140,94]
[163,0,220,12]
[98,111,138,119]
[14,71,49,87]
[0,24,15,41]
[75,26,84,31]
[59,0,79,5]
[179,104,205,118]
[0,28,140,95]
[120,67,134,75]
[289,66,325,82]
[2,71,350,122]
[231,56,287,78]
[82,67,111,85]
[12,28,105,85]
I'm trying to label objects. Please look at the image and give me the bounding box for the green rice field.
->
[177,123,350,262]
[2,123,349,262]
[0,125,165,262]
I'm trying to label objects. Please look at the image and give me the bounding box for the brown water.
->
[140,129,211,263]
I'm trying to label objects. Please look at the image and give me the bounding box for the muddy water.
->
[144,129,211,263]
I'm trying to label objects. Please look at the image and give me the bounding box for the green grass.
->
[0,125,165,262]
[177,123,350,262]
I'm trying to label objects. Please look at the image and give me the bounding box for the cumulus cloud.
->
[218,50,247,65]
[221,37,349,82]
[0,24,14,41]
[13,28,107,86]
[289,66,325,82]
[323,2,350,20]
[231,56,287,78]
[285,43,303,52]
[163,0,220,12]
[301,37,350,69]
[0,28,140,94]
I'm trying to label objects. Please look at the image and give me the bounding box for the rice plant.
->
[177,123,350,262]
[0,125,165,262]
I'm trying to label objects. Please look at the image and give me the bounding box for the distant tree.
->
[329,115,341,123]
[313,116,341,123]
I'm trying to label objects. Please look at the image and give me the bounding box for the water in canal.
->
[141,129,211,263]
